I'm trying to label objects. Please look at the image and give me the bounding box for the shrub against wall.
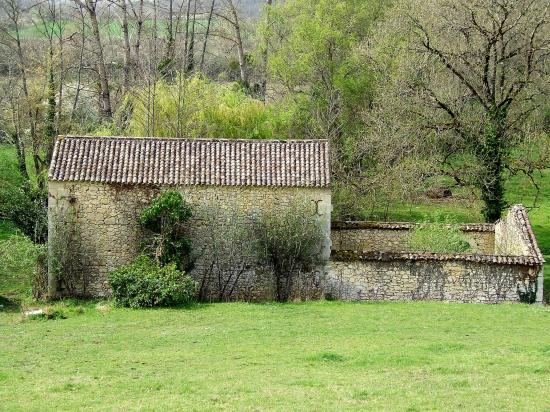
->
[139,190,193,271]
[0,185,47,244]
[108,255,196,308]
[254,200,327,302]
[108,191,196,307]
[0,235,45,298]
[48,203,88,297]
[194,210,258,302]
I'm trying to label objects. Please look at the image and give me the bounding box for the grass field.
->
[1,301,549,411]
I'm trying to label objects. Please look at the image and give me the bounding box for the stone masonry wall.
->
[329,206,544,304]
[48,182,331,299]
[331,222,495,254]
[328,255,539,303]
[495,206,537,256]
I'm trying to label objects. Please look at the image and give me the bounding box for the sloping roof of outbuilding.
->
[48,136,330,188]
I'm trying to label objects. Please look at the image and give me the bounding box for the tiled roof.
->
[332,221,495,232]
[331,250,543,267]
[48,136,330,188]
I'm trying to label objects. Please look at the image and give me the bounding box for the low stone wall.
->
[329,206,544,304]
[328,252,540,303]
[331,222,495,254]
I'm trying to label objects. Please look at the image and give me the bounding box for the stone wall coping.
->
[506,205,545,262]
[331,221,495,233]
[331,250,544,267]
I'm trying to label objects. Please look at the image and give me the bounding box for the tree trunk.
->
[227,0,248,88]
[83,0,112,120]
[199,0,216,71]
[71,5,86,123]
[120,0,131,92]
[12,6,42,179]
[478,110,506,223]
[260,0,272,101]
[160,0,175,77]
[134,0,144,70]
[56,20,64,140]
[12,132,29,183]
[183,0,192,74]
[186,0,197,73]
[45,44,57,166]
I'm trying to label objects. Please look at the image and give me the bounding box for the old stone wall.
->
[328,253,539,303]
[329,206,544,304]
[331,222,495,254]
[48,182,331,299]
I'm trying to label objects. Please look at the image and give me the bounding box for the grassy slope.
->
[17,18,209,40]
[1,301,549,411]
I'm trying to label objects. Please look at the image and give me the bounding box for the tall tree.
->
[186,0,198,74]
[391,0,550,222]
[199,0,216,71]
[73,0,113,120]
[214,0,249,88]
[0,0,43,179]
[260,0,272,101]
[120,0,132,92]
[266,0,389,218]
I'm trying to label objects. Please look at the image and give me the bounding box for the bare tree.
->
[120,0,132,92]
[199,0,216,71]
[260,0,272,101]
[406,0,550,221]
[73,0,113,120]
[0,0,43,179]
[194,210,257,301]
[214,0,249,88]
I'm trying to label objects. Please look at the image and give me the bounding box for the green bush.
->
[139,190,192,271]
[108,255,197,308]
[0,235,45,299]
[408,223,471,254]
[254,199,326,302]
[0,185,47,243]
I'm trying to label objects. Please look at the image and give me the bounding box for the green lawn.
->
[0,301,549,411]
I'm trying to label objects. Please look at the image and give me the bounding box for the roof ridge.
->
[59,135,329,144]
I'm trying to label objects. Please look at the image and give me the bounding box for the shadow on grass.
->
[0,295,21,313]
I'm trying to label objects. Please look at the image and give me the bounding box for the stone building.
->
[47,136,332,299]
[47,136,545,304]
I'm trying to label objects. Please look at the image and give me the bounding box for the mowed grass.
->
[1,301,549,411]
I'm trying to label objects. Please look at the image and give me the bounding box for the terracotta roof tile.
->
[49,136,330,188]
[331,221,495,232]
[331,250,542,267]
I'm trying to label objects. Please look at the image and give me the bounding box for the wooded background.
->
[1,0,549,231]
